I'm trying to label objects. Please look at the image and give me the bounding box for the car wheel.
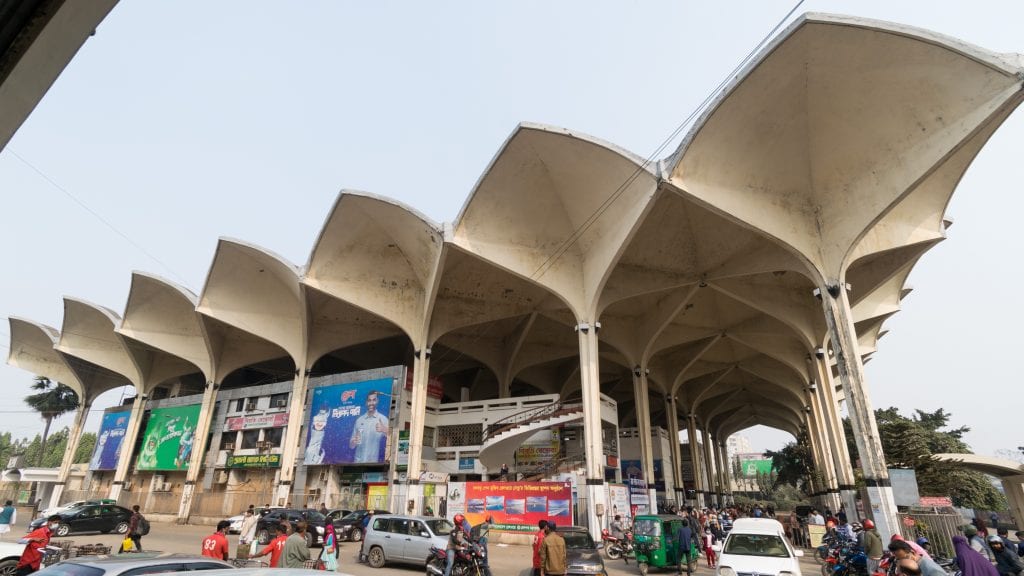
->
[367,546,386,568]
[115,521,129,534]
[257,529,270,545]
[0,559,17,576]
[350,528,363,542]
[55,523,71,537]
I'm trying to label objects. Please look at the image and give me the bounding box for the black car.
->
[29,504,133,536]
[254,508,328,547]
[335,509,390,542]
[558,526,608,576]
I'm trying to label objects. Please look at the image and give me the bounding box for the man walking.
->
[0,500,16,539]
[252,523,288,568]
[15,515,60,575]
[238,509,258,555]
[127,506,145,552]
[532,520,548,576]
[539,521,566,576]
[281,521,311,568]
[674,518,694,575]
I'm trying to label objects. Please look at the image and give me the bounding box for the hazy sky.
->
[2,1,1021,458]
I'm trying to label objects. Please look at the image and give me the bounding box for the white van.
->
[715,517,803,576]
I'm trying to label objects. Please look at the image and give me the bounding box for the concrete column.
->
[816,356,858,519]
[819,285,897,540]
[109,394,147,502]
[713,440,726,507]
[665,397,685,505]
[498,377,511,399]
[702,429,716,506]
[1002,476,1024,531]
[177,381,219,522]
[807,386,840,511]
[631,368,655,504]
[275,369,310,505]
[577,322,608,540]
[404,350,432,515]
[686,414,704,506]
[49,402,91,508]
[717,442,732,503]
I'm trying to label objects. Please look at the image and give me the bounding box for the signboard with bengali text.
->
[464,481,572,533]
[226,453,281,468]
[225,412,288,431]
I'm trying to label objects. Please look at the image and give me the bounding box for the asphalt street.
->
[18,522,822,576]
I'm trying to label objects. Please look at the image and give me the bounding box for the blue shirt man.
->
[675,519,694,573]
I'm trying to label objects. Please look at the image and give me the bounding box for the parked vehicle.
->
[34,553,234,575]
[254,509,327,547]
[632,514,691,576]
[600,527,633,561]
[362,514,453,568]
[560,525,609,576]
[714,517,803,576]
[426,541,488,576]
[29,504,133,536]
[39,500,117,519]
[335,509,390,542]
[0,540,27,575]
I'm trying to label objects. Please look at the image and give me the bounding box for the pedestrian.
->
[443,515,470,576]
[238,509,258,557]
[281,521,311,568]
[965,524,994,561]
[15,514,59,575]
[674,518,694,575]
[0,500,16,539]
[532,520,548,576]
[995,528,1016,554]
[358,511,375,562]
[539,521,566,576]
[888,540,945,576]
[201,520,231,561]
[500,463,509,481]
[990,512,1000,531]
[703,527,717,568]
[987,535,1024,576]
[862,519,883,574]
[252,523,288,567]
[126,505,145,552]
[425,505,434,517]
[320,513,339,571]
[319,502,328,516]
[953,535,1000,576]
[1016,531,1024,557]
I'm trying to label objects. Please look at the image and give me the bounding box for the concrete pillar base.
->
[177,483,196,523]
[48,484,65,510]
[840,489,858,521]
[864,485,898,541]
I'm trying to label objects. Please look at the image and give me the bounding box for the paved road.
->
[32,522,823,576]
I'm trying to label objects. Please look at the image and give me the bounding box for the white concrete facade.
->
[5,14,1024,540]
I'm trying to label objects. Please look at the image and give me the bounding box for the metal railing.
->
[521,451,587,482]
[483,399,583,442]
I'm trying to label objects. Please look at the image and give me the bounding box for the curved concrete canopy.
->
[932,453,1024,478]
[7,317,83,398]
[57,297,141,393]
[669,13,1024,281]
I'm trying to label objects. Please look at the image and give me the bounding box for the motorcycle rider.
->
[610,515,626,541]
[443,514,470,576]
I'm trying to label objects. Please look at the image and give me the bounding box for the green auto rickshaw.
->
[632,514,699,576]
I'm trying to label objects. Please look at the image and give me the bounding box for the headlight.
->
[718,567,737,576]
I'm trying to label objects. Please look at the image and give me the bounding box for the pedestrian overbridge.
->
[932,454,1024,527]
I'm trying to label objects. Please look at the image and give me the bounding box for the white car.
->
[715,517,803,576]
[0,539,26,573]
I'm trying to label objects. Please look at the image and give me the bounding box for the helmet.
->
[963,525,978,537]
[862,519,875,530]
[851,522,863,532]
[987,535,1003,545]
[916,537,929,546]
[453,514,465,526]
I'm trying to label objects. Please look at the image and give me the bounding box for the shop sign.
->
[404,371,445,399]
[362,472,385,482]
[420,471,449,484]
[226,453,281,468]
[459,458,475,471]
[225,412,288,431]
[918,496,952,507]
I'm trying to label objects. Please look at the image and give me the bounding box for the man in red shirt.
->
[16,515,61,575]
[201,521,231,561]
[532,519,548,576]
[253,523,289,567]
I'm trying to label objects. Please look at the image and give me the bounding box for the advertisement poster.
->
[367,483,389,509]
[90,410,130,470]
[515,429,560,474]
[225,413,288,431]
[447,482,467,518]
[136,404,201,471]
[607,484,630,523]
[305,378,393,465]
[464,481,572,533]
[628,477,650,515]
[740,459,773,476]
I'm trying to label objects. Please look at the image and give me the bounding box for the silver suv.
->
[363,515,455,568]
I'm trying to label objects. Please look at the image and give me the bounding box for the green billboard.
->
[740,459,774,476]
[136,404,201,471]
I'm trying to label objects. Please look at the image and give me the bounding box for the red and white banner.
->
[225,412,289,431]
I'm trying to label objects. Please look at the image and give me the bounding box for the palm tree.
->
[24,376,80,467]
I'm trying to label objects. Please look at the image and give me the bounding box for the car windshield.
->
[724,534,790,558]
[633,519,661,537]
[561,531,595,550]
[340,512,362,522]
[426,519,454,536]
[304,510,325,522]
[35,565,104,576]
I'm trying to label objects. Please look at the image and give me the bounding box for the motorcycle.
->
[426,542,491,576]
[601,528,634,562]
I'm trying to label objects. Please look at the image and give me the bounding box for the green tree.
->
[766,433,816,495]
[23,377,80,467]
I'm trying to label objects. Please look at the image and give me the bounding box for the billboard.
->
[305,378,393,465]
[515,429,560,474]
[740,459,773,476]
[136,404,201,471]
[89,410,130,470]
[463,481,572,534]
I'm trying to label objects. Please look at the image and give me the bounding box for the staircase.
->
[478,399,583,470]
[521,451,587,482]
